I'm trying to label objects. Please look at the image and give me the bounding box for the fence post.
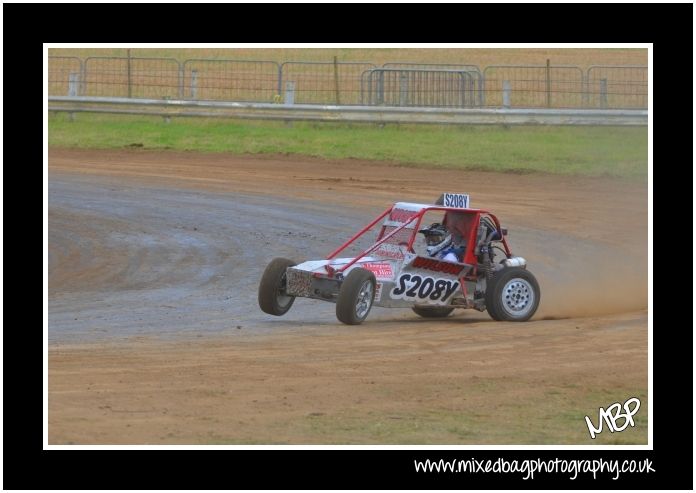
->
[546,58,551,108]
[399,72,408,106]
[459,73,467,107]
[377,71,384,105]
[68,72,79,97]
[582,72,589,108]
[190,70,198,99]
[284,81,295,105]
[600,78,608,108]
[127,49,132,98]
[478,72,484,107]
[162,96,171,123]
[502,80,511,108]
[466,73,476,107]
[333,56,341,105]
[467,73,475,107]
[79,58,86,96]
[359,70,366,105]
[178,64,184,100]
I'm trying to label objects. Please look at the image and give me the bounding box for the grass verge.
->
[206,384,648,445]
[48,113,647,179]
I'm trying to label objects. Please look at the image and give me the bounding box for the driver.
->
[418,223,465,262]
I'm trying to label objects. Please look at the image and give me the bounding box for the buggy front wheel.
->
[258,258,296,316]
[336,268,376,325]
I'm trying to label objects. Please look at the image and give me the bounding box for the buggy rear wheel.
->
[258,258,296,316]
[336,268,376,325]
[485,267,540,321]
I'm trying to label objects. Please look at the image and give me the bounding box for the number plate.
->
[442,193,470,209]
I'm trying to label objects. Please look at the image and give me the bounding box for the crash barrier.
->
[48,96,648,126]
[48,57,648,110]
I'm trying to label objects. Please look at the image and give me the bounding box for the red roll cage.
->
[325,203,512,275]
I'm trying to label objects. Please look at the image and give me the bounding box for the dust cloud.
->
[536,251,648,319]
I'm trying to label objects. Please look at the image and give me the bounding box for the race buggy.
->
[258,193,540,325]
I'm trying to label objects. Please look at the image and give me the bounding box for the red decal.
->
[411,256,464,276]
[374,244,405,260]
[389,208,417,224]
[362,262,394,279]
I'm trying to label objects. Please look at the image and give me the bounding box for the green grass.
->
[297,385,648,445]
[48,113,648,179]
[199,384,648,445]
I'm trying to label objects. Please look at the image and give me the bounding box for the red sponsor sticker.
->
[373,243,405,260]
[374,282,383,302]
[411,256,466,276]
[389,208,418,224]
[362,262,394,279]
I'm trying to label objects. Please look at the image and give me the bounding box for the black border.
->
[17,2,693,489]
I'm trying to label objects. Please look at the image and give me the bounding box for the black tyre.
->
[258,258,296,316]
[336,268,376,325]
[485,267,540,322]
[412,306,455,318]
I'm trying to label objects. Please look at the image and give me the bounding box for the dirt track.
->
[48,149,649,444]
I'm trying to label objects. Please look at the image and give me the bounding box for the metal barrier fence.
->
[383,63,484,106]
[586,65,648,109]
[361,69,479,107]
[83,57,181,99]
[280,61,376,105]
[182,59,280,102]
[47,56,648,110]
[483,65,585,108]
[48,56,83,96]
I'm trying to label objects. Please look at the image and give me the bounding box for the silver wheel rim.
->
[276,273,292,308]
[355,280,374,319]
[501,278,534,318]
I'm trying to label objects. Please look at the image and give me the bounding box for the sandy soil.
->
[48,149,649,444]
